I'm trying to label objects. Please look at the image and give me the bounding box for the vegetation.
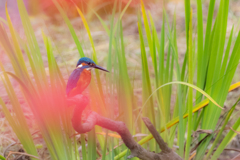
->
[0,0,240,159]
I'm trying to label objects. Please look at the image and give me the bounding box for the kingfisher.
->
[66,57,109,97]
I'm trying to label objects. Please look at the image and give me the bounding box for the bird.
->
[66,57,109,97]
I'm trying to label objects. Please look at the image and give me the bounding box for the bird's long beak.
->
[94,65,109,72]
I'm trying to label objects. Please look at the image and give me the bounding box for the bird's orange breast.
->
[68,69,91,97]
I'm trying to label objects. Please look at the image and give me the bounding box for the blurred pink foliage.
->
[36,0,154,18]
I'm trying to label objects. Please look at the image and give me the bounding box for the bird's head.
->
[76,57,109,72]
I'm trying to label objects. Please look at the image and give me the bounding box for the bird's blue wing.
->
[66,68,83,96]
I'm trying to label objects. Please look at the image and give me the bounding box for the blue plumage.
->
[76,57,96,67]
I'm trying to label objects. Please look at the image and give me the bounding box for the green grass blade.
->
[0,64,38,158]
[81,134,87,160]
[194,0,205,131]
[137,16,156,128]
[211,117,240,160]
[167,27,184,158]
[206,97,240,159]
[88,129,97,160]
[17,0,47,87]
[184,0,190,45]
[195,0,204,102]
[101,131,109,160]
[0,154,5,160]
[116,20,134,130]
[159,10,165,83]
[5,3,29,78]
[185,9,193,160]
[220,27,234,78]
[140,0,158,83]
[52,0,84,57]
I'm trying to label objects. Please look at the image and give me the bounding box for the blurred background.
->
[1,0,239,84]
[0,0,155,21]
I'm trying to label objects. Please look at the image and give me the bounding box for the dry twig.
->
[6,151,40,160]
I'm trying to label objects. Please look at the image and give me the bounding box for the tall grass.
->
[0,0,240,160]
[0,1,77,159]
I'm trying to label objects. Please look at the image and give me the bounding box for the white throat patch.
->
[77,64,92,71]
[77,64,83,68]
